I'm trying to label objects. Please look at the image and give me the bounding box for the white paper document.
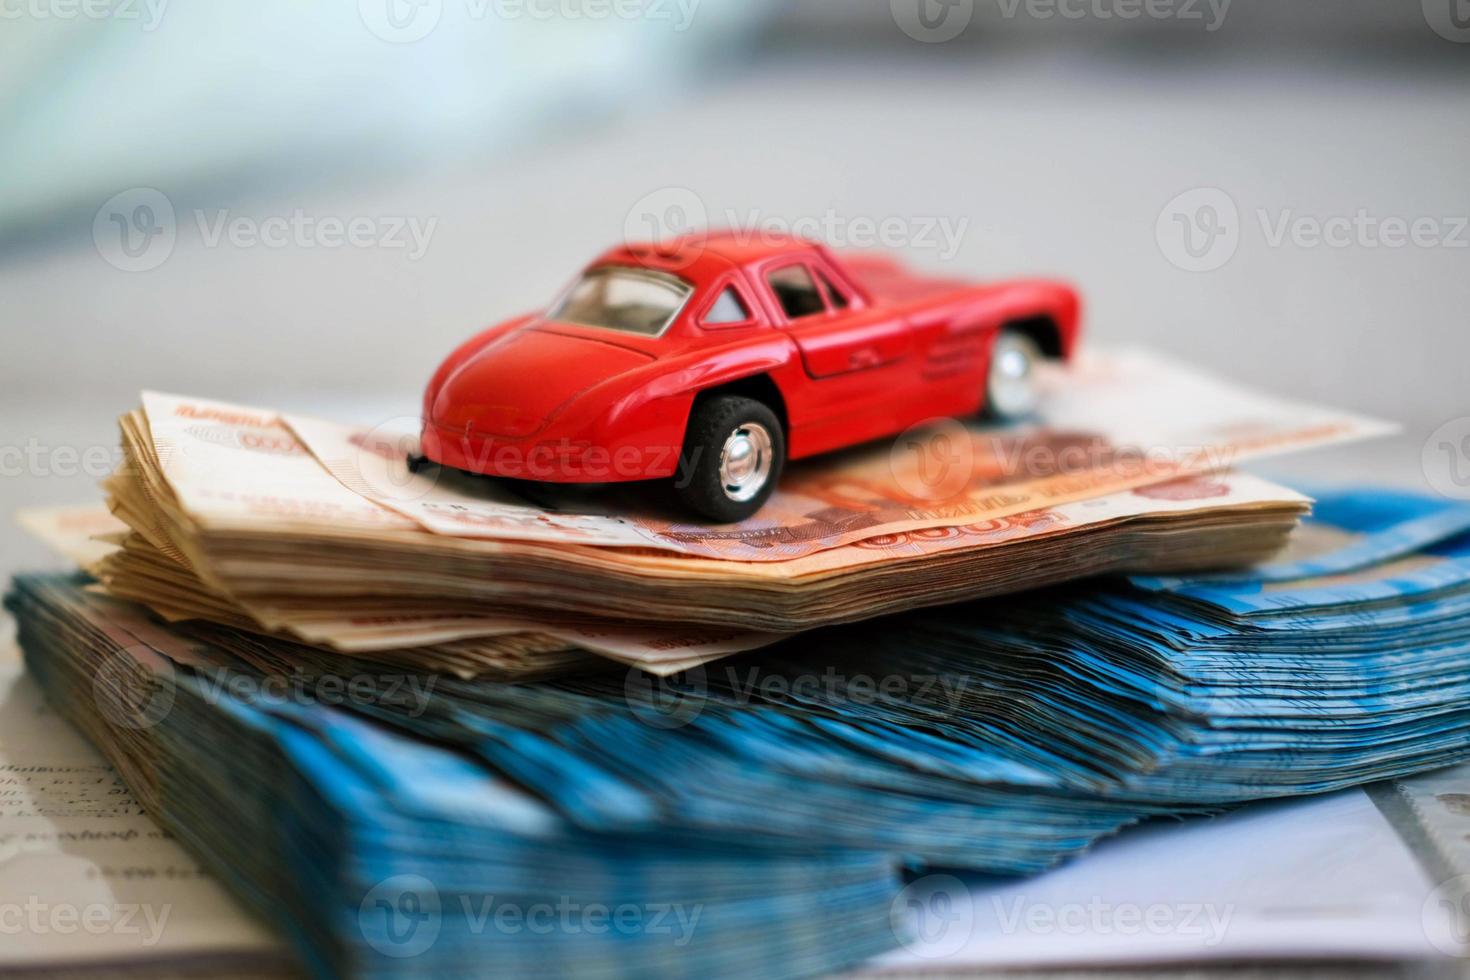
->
[0,649,285,970]
[869,787,1457,971]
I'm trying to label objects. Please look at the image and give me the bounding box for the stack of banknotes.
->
[23,349,1389,678]
[11,485,1470,977]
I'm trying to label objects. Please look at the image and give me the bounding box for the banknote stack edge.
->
[35,349,1399,677]
[10,487,1470,976]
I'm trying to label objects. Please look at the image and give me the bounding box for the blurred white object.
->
[869,789,1453,971]
[0,0,773,237]
[0,654,286,970]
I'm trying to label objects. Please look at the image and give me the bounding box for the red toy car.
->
[419,232,1081,521]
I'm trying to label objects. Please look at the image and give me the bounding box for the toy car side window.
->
[766,264,827,320]
[815,268,850,310]
[701,285,753,327]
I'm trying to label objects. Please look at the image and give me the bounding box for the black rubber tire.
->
[674,395,785,523]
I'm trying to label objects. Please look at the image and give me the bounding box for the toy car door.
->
[762,260,912,378]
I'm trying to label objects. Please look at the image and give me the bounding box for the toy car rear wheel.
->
[984,330,1044,421]
[675,395,785,522]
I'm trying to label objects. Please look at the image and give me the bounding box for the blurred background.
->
[3,0,1468,577]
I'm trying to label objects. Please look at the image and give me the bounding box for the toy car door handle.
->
[848,347,882,368]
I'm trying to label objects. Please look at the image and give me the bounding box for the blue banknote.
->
[9,487,1470,978]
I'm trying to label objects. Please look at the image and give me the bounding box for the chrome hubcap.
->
[718,422,774,502]
[988,332,1041,418]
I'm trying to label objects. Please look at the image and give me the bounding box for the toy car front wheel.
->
[675,395,785,522]
[984,330,1044,421]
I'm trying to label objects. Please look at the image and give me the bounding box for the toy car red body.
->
[419,232,1081,521]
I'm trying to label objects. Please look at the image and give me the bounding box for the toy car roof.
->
[591,231,824,283]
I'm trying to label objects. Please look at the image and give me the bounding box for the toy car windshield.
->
[548,266,693,337]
